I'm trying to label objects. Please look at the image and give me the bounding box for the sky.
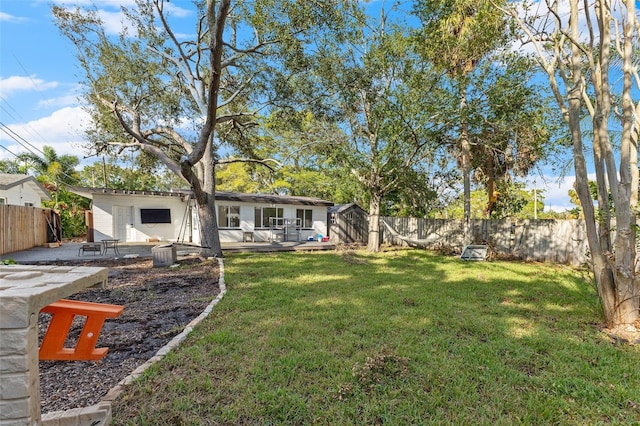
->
[0,0,588,212]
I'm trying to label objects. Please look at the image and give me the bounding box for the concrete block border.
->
[41,257,227,426]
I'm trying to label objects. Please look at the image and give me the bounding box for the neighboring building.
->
[68,186,334,244]
[0,174,51,207]
[328,203,369,244]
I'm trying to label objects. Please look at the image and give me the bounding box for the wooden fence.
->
[380,217,590,266]
[0,205,57,256]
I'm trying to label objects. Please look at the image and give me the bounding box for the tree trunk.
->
[197,195,223,258]
[566,0,618,327]
[460,83,472,244]
[190,136,223,258]
[367,191,381,252]
[611,0,640,328]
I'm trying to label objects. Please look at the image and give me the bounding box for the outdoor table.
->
[0,264,108,425]
[102,239,120,256]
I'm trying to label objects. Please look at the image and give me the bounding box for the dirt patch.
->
[38,256,220,414]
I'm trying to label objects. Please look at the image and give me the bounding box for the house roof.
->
[67,186,334,207]
[0,174,51,200]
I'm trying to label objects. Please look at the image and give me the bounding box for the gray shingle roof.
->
[67,186,334,207]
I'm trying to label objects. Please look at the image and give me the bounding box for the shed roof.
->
[67,186,334,207]
[0,174,51,200]
[328,203,367,214]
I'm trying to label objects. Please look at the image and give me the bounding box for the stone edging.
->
[42,257,227,426]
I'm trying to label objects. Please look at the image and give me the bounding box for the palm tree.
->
[414,0,509,240]
[18,146,80,191]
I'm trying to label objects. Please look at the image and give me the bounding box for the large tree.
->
[53,0,347,257]
[290,6,443,252]
[504,0,640,336]
[466,55,555,217]
[414,0,512,241]
[18,145,80,189]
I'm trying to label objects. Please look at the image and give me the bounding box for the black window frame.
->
[218,205,241,228]
[296,208,313,229]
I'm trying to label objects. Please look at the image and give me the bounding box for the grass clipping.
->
[338,351,409,400]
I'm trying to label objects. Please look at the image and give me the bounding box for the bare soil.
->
[38,257,220,414]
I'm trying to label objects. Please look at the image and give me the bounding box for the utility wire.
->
[0,124,80,184]
[0,142,20,159]
[0,121,46,157]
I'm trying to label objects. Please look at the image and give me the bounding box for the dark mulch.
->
[38,257,220,414]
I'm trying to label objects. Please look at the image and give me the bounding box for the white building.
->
[0,174,51,207]
[68,186,333,244]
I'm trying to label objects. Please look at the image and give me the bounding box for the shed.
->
[328,203,368,244]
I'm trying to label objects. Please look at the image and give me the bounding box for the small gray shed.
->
[328,203,368,244]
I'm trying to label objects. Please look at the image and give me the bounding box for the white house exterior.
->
[0,174,51,207]
[68,186,333,244]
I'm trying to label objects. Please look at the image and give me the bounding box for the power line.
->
[0,123,80,184]
[0,121,46,157]
[0,142,21,159]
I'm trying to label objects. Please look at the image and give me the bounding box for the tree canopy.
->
[53,0,353,257]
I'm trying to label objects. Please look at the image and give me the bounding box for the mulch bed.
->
[38,257,220,414]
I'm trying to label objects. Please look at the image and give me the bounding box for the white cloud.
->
[538,176,575,212]
[48,1,192,36]
[0,12,27,23]
[97,9,130,35]
[37,93,81,109]
[0,106,94,163]
[0,75,58,98]
[525,172,600,212]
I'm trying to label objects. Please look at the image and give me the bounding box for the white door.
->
[113,206,133,242]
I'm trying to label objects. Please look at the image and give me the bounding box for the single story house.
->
[0,174,51,207]
[68,186,334,244]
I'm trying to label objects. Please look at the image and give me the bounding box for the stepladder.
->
[39,299,124,361]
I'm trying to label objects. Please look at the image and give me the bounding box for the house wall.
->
[0,184,44,207]
[92,194,195,243]
[88,194,331,244]
[216,201,329,243]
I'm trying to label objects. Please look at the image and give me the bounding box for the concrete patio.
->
[1,240,336,264]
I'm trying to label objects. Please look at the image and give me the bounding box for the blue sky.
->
[0,0,585,212]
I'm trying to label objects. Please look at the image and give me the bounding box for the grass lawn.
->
[111,248,640,425]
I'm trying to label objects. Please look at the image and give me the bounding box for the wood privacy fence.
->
[0,205,57,256]
[380,217,590,266]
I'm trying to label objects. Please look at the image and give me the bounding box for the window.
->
[140,208,171,224]
[24,202,34,207]
[218,205,240,228]
[255,207,283,228]
[296,209,313,228]
[0,198,6,205]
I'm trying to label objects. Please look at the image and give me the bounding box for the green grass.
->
[111,249,640,425]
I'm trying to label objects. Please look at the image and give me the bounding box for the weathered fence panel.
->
[0,205,53,256]
[381,217,589,266]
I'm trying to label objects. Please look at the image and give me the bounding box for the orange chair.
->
[39,299,124,361]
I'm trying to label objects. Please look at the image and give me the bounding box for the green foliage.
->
[0,159,28,174]
[18,146,80,188]
[42,186,90,238]
[445,182,546,219]
[272,5,445,239]
[413,0,558,221]
[78,159,185,191]
[414,0,511,77]
[468,55,557,190]
[53,0,357,256]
